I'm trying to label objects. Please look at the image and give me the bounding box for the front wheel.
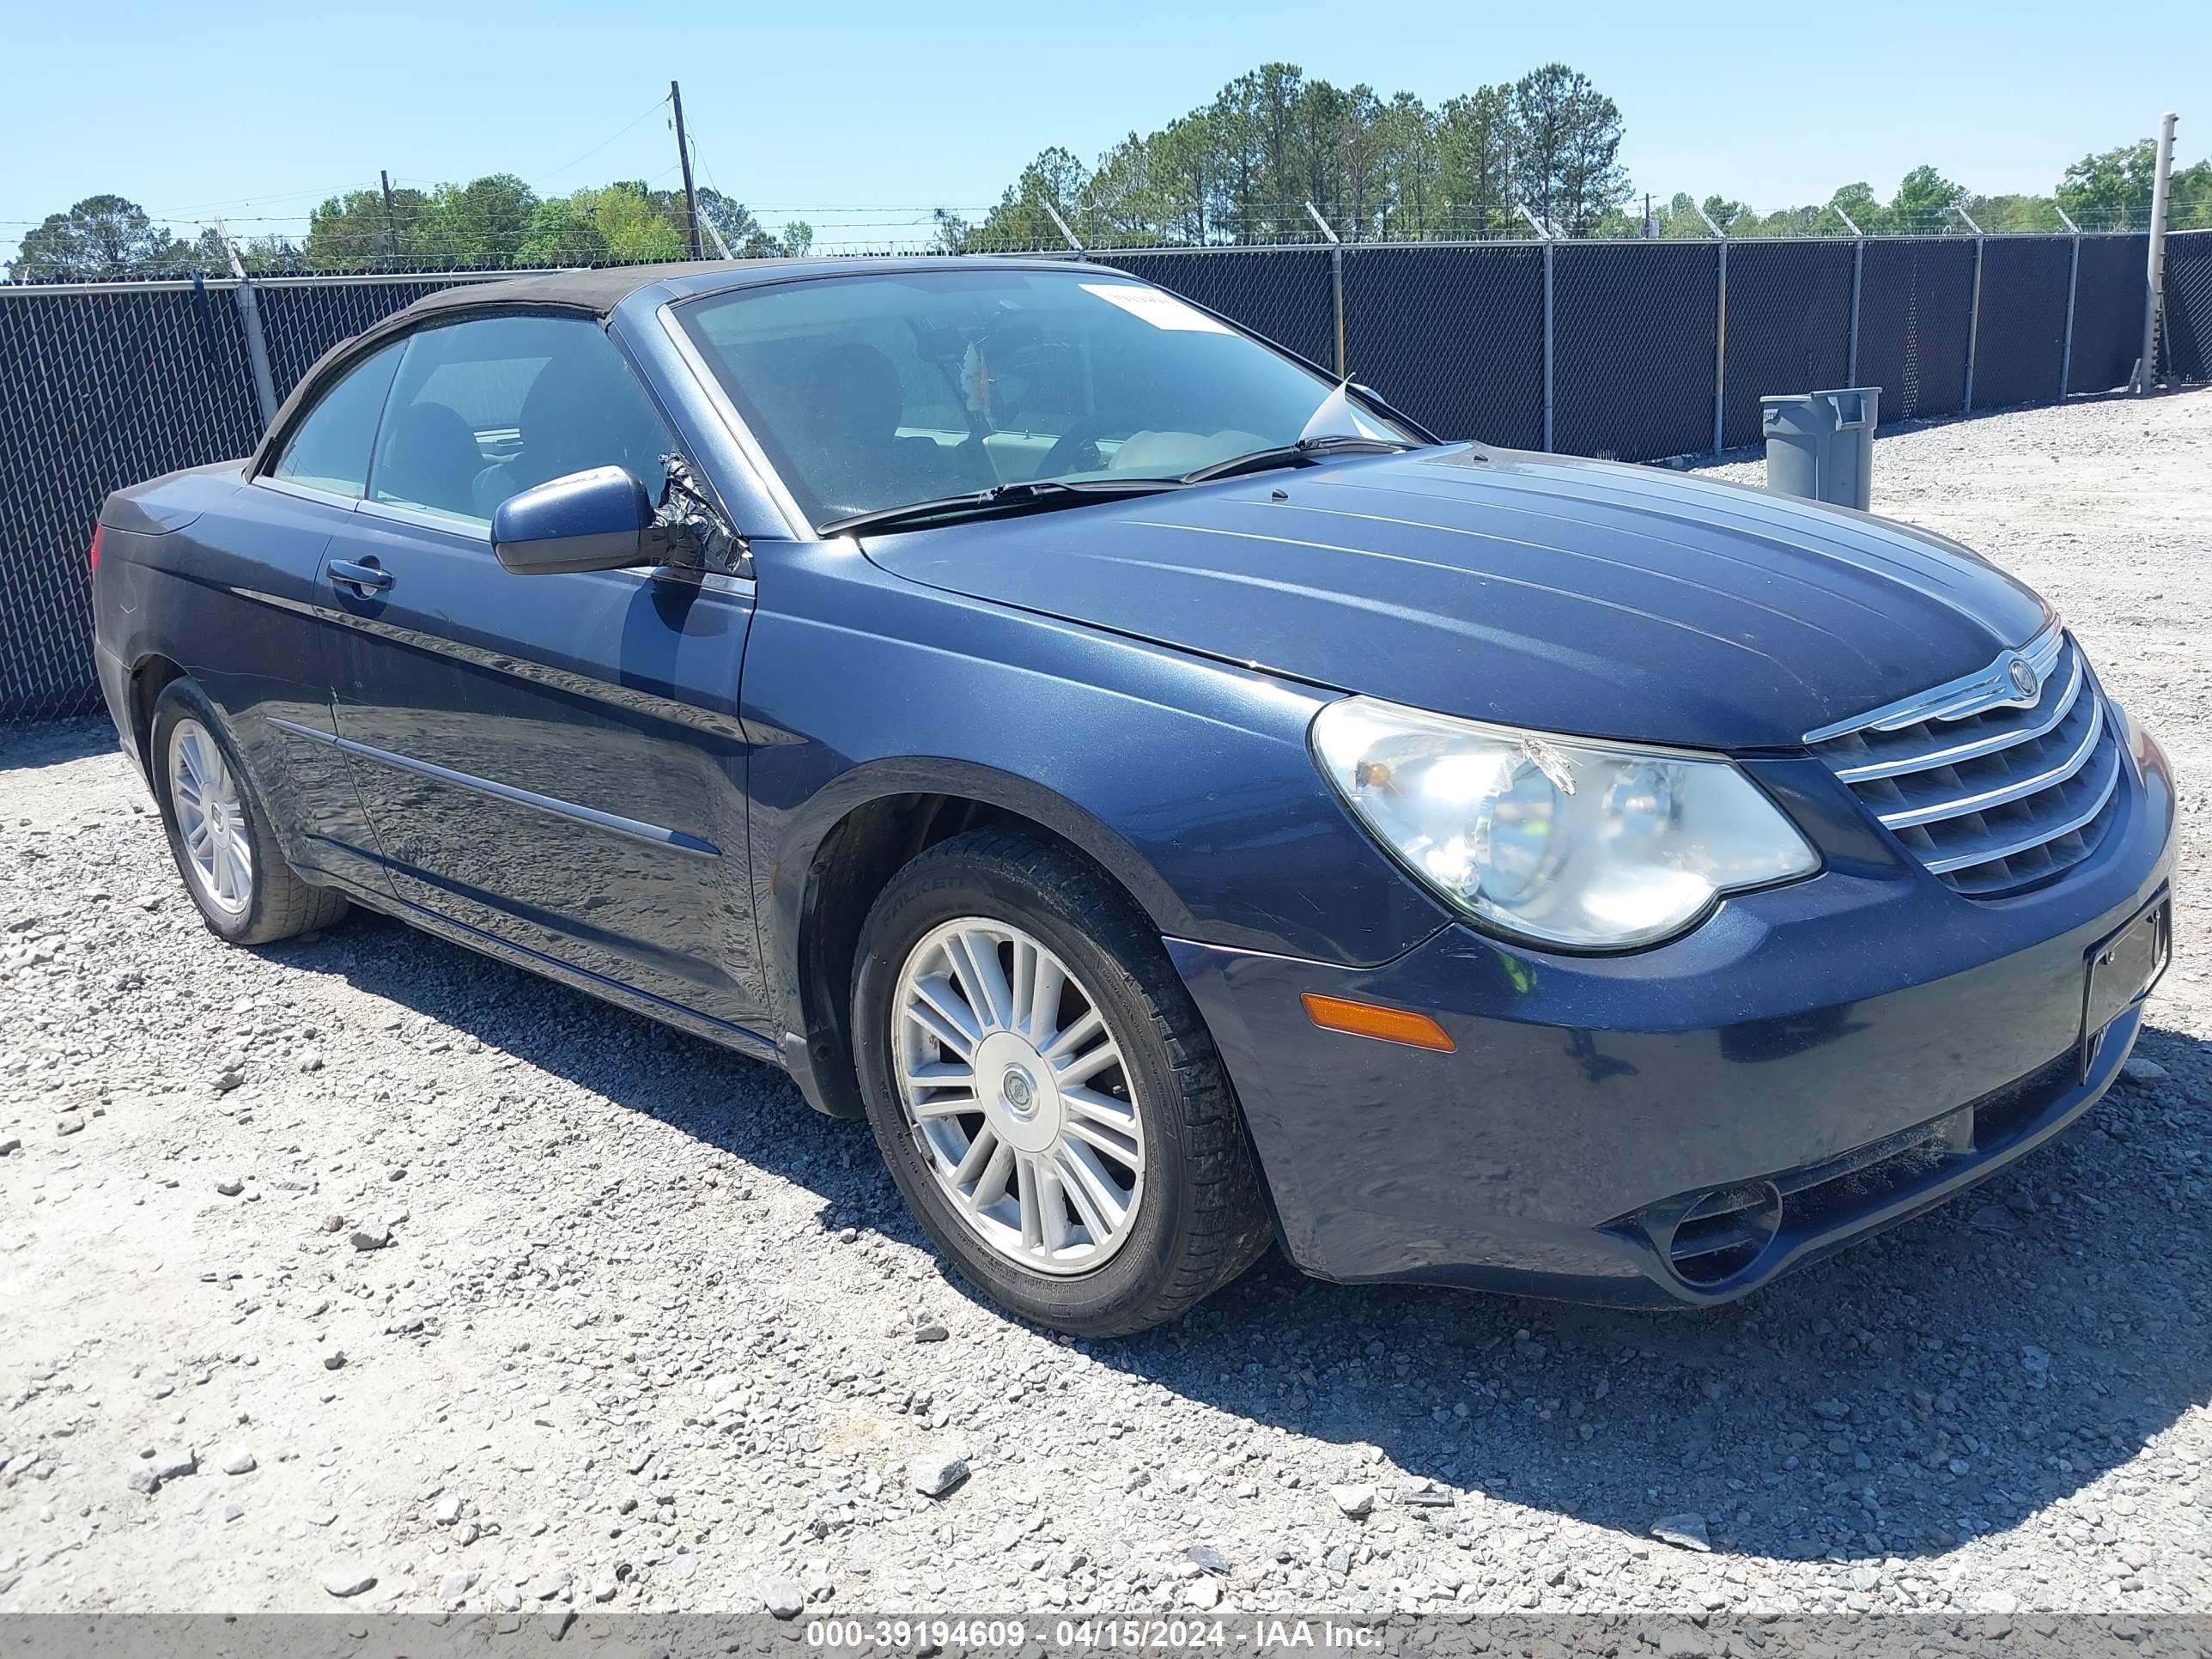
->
[852,830,1273,1336]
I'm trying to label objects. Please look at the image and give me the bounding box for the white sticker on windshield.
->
[1080,283,1233,333]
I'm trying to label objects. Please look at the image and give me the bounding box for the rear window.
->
[271,342,403,499]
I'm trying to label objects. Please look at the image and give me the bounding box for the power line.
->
[527,92,673,190]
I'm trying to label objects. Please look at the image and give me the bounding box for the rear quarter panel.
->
[97,466,380,884]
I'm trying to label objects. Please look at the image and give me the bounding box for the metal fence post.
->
[1304,202,1346,377]
[216,222,279,428]
[1694,202,1728,454]
[2141,110,2178,392]
[1517,204,1555,452]
[2056,206,2081,398]
[1835,207,1866,384]
[1955,205,1984,415]
[1042,203,1084,252]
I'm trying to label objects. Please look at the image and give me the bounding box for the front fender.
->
[739,537,1451,1037]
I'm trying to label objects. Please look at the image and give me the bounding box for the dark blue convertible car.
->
[93,258,2174,1334]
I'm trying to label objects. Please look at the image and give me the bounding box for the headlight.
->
[1311,697,1818,949]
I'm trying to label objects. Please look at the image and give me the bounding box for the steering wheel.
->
[1035,412,1139,480]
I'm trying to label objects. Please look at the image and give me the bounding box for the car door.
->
[214,338,407,898]
[319,311,766,1032]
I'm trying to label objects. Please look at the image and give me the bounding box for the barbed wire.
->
[3,196,2199,286]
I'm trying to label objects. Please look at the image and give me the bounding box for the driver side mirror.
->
[492,466,658,574]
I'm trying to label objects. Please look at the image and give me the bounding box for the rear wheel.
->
[852,830,1272,1336]
[150,678,348,945]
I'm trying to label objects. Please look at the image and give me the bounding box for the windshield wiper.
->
[819,477,1185,538]
[1181,434,1412,486]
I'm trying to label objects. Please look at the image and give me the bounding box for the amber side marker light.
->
[1300,992,1456,1053]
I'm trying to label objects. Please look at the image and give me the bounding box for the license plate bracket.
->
[2081,896,2171,1078]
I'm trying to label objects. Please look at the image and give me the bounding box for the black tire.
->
[852,829,1273,1336]
[149,678,349,946]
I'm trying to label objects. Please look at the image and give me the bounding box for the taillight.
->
[89,523,105,574]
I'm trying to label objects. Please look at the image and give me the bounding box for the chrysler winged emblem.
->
[2006,656,2039,701]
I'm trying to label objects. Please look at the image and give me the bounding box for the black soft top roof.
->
[249,256,1097,473]
[382,253,1098,325]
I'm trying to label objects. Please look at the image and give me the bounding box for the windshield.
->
[673,268,1414,530]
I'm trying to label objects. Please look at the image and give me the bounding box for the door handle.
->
[329,558,393,594]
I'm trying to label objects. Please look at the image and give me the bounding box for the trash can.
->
[1760,387,1879,511]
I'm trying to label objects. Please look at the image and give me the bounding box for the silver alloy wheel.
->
[167,717,253,917]
[891,917,1147,1275]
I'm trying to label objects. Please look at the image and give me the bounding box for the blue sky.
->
[3,0,2203,262]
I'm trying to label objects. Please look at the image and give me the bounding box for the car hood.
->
[860,445,2051,750]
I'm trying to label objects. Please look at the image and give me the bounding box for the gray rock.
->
[319,1214,345,1233]
[215,1177,245,1198]
[1968,1204,2021,1237]
[150,1448,198,1483]
[321,1565,376,1598]
[762,1577,807,1620]
[526,1569,570,1601]
[55,1114,83,1136]
[0,1134,20,1157]
[590,1577,617,1604]
[1328,1484,1376,1518]
[1650,1513,1712,1553]
[1188,1544,1231,1576]
[626,1447,653,1475]
[322,1350,347,1370]
[1810,1399,1850,1421]
[217,1444,256,1475]
[910,1449,969,1498]
[1657,1632,1712,1659]
[2122,1055,2168,1085]
[126,1465,160,1495]
[439,1570,475,1605]
[914,1322,950,1344]
[349,1222,392,1251]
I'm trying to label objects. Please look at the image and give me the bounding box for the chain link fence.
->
[4,232,2205,724]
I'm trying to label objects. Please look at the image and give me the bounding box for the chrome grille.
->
[1807,624,2125,897]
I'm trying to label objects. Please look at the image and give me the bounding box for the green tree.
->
[582,182,687,263]
[515,194,610,267]
[1889,165,1966,233]
[8,195,181,280]
[973,146,1091,250]
[697,189,782,258]
[305,185,431,270]
[1510,64,1629,234]
[2059,141,2155,228]
[1436,87,1514,234]
[412,173,538,268]
[1374,92,1442,239]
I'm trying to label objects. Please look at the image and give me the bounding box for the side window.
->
[367,315,677,530]
[270,342,404,499]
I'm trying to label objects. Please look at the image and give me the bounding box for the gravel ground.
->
[3,388,2209,1622]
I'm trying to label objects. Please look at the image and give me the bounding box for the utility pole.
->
[379,170,400,263]
[2139,110,2178,394]
[671,80,703,261]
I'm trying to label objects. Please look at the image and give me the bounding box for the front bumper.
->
[1171,721,2176,1308]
